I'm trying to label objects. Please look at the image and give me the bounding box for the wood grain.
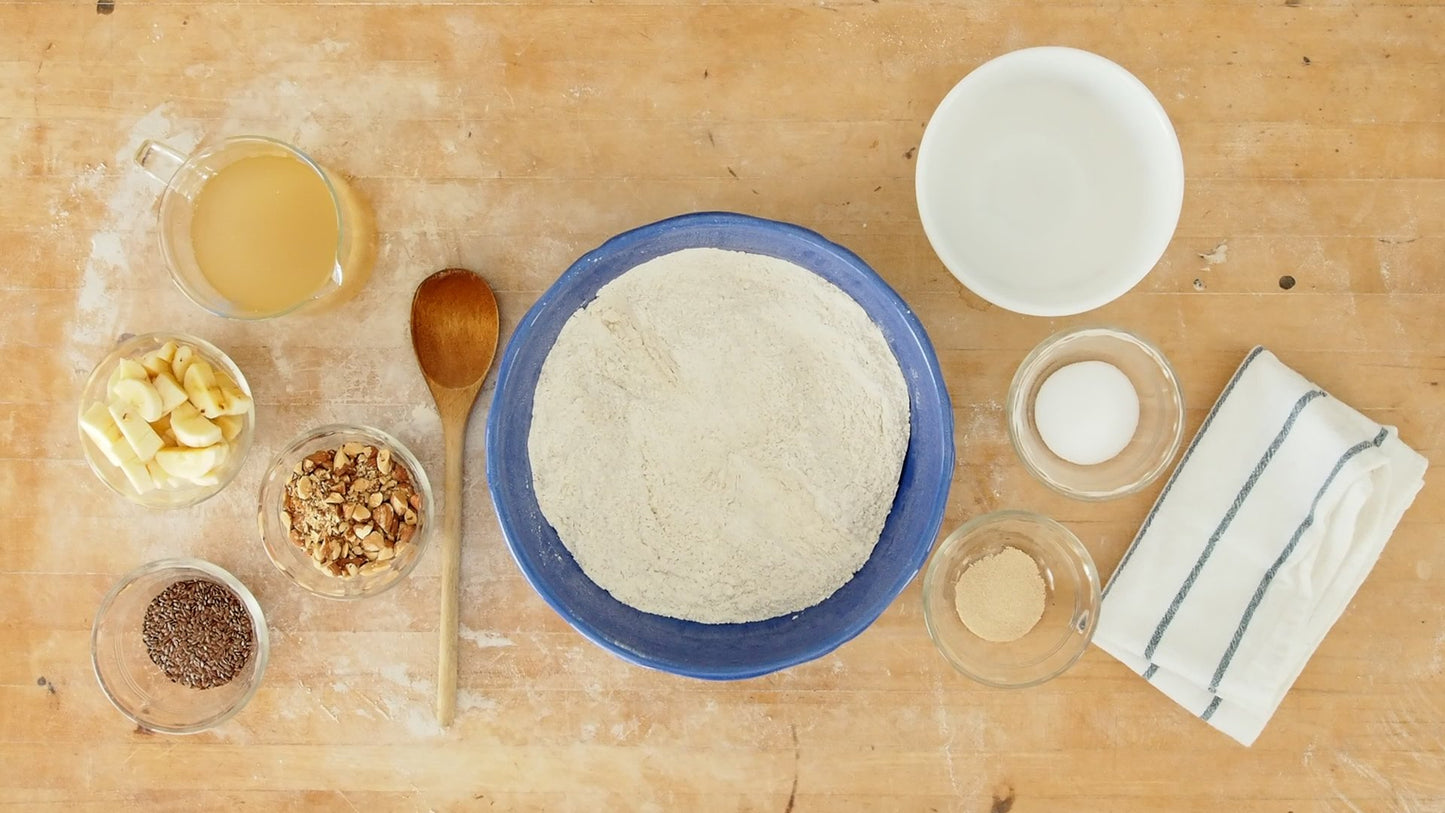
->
[1,0,1441,810]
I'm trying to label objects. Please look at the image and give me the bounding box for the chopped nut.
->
[374,504,396,535]
[280,440,424,579]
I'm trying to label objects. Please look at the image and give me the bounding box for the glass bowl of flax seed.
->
[257,424,433,599]
[91,558,268,733]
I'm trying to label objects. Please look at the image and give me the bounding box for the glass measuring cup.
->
[135,136,374,320]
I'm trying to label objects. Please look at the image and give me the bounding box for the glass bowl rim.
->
[77,331,255,509]
[90,556,270,734]
[256,422,435,600]
[1005,324,1185,501]
[921,509,1102,688]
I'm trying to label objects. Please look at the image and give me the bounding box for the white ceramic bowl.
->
[916,47,1185,317]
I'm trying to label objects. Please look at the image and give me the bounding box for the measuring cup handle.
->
[134,140,186,183]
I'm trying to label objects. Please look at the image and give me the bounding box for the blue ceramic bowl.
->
[486,212,955,679]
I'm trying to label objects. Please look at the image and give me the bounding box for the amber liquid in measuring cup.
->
[137,136,374,320]
[190,155,339,315]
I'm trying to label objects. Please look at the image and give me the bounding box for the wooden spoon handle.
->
[436,420,466,727]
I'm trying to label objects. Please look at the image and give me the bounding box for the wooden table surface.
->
[3,1,1442,810]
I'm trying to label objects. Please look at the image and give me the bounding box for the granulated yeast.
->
[953,546,1047,642]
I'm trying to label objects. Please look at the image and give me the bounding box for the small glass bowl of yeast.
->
[77,333,255,508]
[922,511,1100,688]
[258,424,434,599]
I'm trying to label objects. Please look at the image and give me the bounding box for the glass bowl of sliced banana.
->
[78,332,256,509]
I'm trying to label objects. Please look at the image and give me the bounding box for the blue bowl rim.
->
[485,210,955,679]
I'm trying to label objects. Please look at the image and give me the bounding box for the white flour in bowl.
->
[528,247,911,624]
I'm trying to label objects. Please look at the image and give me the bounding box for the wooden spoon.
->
[409,268,499,727]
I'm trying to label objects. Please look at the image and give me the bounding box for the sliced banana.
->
[117,358,147,380]
[116,448,155,494]
[184,359,216,389]
[139,350,170,377]
[213,414,245,442]
[170,344,195,382]
[151,371,190,413]
[107,403,164,462]
[85,340,253,494]
[195,443,232,486]
[155,444,221,483]
[218,381,254,417]
[169,401,222,448]
[79,402,128,467]
[150,413,179,448]
[192,470,222,487]
[183,361,227,419]
[145,458,184,490]
[110,377,165,423]
[107,358,148,391]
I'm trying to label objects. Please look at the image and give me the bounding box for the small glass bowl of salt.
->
[1007,326,1184,500]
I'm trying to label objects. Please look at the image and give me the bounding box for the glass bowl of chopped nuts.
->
[91,558,269,734]
[258,424,433,599]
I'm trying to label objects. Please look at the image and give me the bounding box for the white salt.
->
[1034,360,1139,465]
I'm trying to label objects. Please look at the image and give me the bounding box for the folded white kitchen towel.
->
[1094,346,1427,747]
